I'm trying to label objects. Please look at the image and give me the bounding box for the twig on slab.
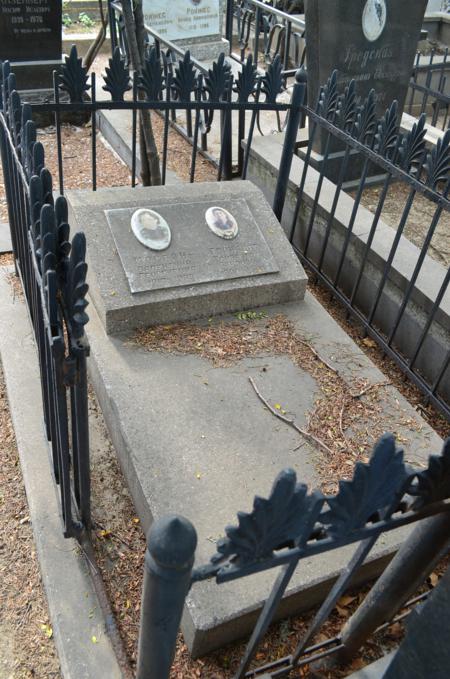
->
[298,339,340,376]
[248,376,334,457]
[351,381,391,400]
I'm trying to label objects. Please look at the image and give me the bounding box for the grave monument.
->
[0,0,62,92]
[66,179,440,655]
[142,0,229,62]
[303,0,428,183]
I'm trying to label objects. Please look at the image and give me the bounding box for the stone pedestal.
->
[67,181,307,334]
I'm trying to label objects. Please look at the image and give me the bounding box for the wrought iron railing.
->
[135,434,450,678]
[407,49,450,131]
[282,71,450,420]
[225,0,306,80]
[0,61,90,539]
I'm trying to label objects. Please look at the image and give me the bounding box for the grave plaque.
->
[142,0,220,41]
[105,198,278,294]
[0,0,62,63]
[306,0,427,120]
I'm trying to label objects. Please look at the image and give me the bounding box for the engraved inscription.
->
[0,0,61,61]
[105,198,279,294]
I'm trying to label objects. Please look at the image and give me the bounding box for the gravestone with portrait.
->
[303,0,428,183]
[67,181,307,334]
[0,0,62,91]
[142,0,229,62]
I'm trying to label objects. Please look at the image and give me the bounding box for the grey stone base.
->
[173,37,230,62]
[0,223,12,254]
[8,59,62,91]
[67,181,307,334]
[86,288,441,656]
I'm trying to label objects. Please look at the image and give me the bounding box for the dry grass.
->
[0,365,60,678]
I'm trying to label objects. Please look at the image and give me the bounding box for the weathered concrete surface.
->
[0,223,12,254]
[67,181,307,333]
[86,287,442,657]
[0,268,122,679]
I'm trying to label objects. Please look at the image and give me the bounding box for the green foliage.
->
[234,310,268,321]
[62,13,73,28]
[78,12,95,28]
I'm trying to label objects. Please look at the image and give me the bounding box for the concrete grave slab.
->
[85,289,442,656]
[0,223,12,254]
[67,181,307,334]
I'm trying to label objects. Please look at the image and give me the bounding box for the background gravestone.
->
[0,0,62,91]
[306,0,428,120]
[142,0,229,62]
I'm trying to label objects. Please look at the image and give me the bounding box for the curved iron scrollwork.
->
[209,434,450,573]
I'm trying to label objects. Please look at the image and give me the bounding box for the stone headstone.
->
[0,0,62,91]
[304,0,427,185]
[67,181,307,334]
[306,0,428,121]
[142,0,228,63]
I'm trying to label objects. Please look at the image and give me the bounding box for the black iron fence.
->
[136,434,450,678]
[225,0,306,80]
[281,71,450,420]
[407,49,450,131]
[0,46,303,536]
[0,61,90,539]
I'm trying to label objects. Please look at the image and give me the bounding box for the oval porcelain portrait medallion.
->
[362,0,387,43]
[205,206,239,240]
[131,208,171,251]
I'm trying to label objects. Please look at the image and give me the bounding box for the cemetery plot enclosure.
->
[282,70,450,420]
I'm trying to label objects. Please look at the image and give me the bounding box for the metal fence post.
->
[337,511,450,663]
[272,67,307,222]
[136,515,197,679]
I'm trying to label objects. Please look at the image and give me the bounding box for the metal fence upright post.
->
[136,515,197,679]
[272,66,306,222]
[337,511,450,663]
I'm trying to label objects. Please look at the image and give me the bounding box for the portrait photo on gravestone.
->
[131,208,172,251]
[205,206,239,240]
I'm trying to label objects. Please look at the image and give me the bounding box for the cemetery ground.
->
[0,60,449,678]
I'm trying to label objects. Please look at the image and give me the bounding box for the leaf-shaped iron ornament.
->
[321,434,407,538]
[424,128,450,191]
[172,51,197,102]
[409,439,450,509]
[318,70,338,121]
[59,45,90,103]
[29,174,44,255]
[212,469,324,565]
[21,118,36,179]
[235,54,257,103]
[32,141,45,177]
[55,196,71,267]
[140,46,165,102]
[352,89,377,145]
[261,54,283,104]
[40,204,57,279]
[204,53,232,102]
[397,114,427,174]
[65,232,89,341]
[103,47,131,102]
[373,101,399,159]
[336,80,358,133]
[9,89,22,149]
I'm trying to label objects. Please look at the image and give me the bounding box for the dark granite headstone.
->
[306,0,427,119]
[0,0,61,62]
[304,0,427,184]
